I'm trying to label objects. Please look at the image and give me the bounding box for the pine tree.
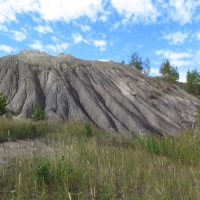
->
[159,60,179,82]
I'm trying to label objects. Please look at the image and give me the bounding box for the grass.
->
[0,119,58,142]
[0,120,200,199]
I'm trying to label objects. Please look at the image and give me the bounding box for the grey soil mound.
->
[0,50,199,136]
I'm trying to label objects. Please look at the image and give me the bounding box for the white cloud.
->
[29,40,69,54]
[11,29,27,41]
[38,0,103,22]
[111,0,159,24]
[51,36,59,42]
[0,0,39,23]
[1,0,200,27]
[98,59,110,62]
[195,50,200,64]
[162,31,189,45]
[179,69,188,82]
[150,68,159,76]
[92,39,107,51]
[0,44,16,53]
[0,25,8,32]
[46,43,69,53]
[80,25,91,32]
[110,22,120,31]
[99,15,107,22]
[168,0,200,25]
[29,40,44,51]
[34,25,53,34]
[72,33,83,44]
[0,0,102,24]
[156,50,191,60]
[196,32,200,40]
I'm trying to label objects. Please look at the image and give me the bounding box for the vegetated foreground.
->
[0,119,200,199]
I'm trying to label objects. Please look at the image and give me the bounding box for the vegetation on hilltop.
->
[129,51,151,75]
[159,59,179,83]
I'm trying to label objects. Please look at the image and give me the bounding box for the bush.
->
[159,60,179,82]
[30,103,45,121]
[129,52,151,75]
[0,92,7,116]
[186,69,200,95]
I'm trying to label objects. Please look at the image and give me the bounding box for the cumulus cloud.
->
[179,68,188,82]
[0,0,39,23]
[51,36,59,42]
[150,68,160,76]
[72,33,83,44]
[111,0,159,24]
[1,0,200,27]
[0,44,16,53]
[195,50,200,64]
[110,22,120,31]
[196,32,200,40]
[46,43,69,53]
[11,29,27,41]
[162,31,189,45]
[38,0,102,22]
[80,25,91,32]
[34,25,53,34]
[92,39,107,51]
[0,25,8,32]
[168,0,200,25]
[156,50,191,61]
[29,40,44,51]
[99,15,107,22]
[0,0,103,24]
[29,40,69,54]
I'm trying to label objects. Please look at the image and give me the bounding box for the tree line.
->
[125,51,200,96]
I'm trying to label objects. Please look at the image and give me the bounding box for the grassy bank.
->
[0,119,58,142]
[0,120,200,199]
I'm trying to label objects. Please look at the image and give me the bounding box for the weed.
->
[85,123,93,137]
[1,120,200,199]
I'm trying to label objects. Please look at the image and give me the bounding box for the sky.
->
[0,0,200,82]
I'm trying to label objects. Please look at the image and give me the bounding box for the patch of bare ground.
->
[0,138,51,169]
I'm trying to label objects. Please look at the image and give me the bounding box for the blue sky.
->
[0,0,200,82]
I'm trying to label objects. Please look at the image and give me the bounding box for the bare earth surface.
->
[0,50,199,136]
[0,138,50,169]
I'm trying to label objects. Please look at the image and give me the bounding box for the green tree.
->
[143,57,151,75]
[30,103,45,121]
[159,60,179,82]
[186,69,200,95]
[129,52,151,75]
[0,93,7,116]
[130,52,143,71]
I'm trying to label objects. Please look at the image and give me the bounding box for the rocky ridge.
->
[0,50,199,136]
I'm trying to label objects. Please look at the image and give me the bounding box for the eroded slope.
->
[0,50,199,136]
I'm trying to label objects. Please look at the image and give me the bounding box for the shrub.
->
[129,52,151,75]
[0,92,7,116]
[30,103,45,121]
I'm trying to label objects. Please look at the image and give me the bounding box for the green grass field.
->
[0,119,200,199]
